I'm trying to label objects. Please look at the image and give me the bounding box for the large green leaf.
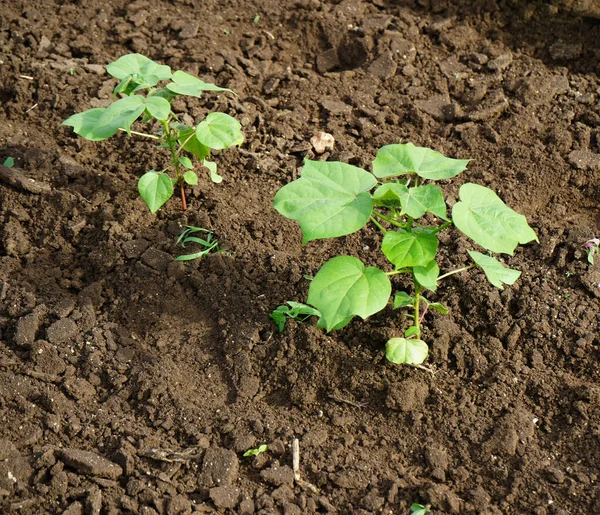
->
[195,112,244,150]
[373,143,470,180]
[62,108,106,141]
[452,183,538,255]
[273,160,377,243]
[138,171,174,213]
[468,250,521,289]
[166,70,234,97]
[382,230,438,268]
[106,54,172,81]
[307,256,391,332]
[413,259,439,291]
[63,96,146,140]
[385,337,428,365]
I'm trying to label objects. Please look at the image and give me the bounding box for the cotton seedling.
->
[243,444,268,457]
[63,53,243,213]
[273,143,537,365]
[175,226,220,261]
[270,301,322,333]
[584,238,599,265]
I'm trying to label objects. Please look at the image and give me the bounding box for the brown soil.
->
[2,0,600,513]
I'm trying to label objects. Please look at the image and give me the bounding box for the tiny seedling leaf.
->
[413,260,439,291]
[410,504,432,515]
[426,301,449,314]
[203,159,222,183]
[270,301,321,333]
[382,230,438,269]
[385,337,428,365]
[393,291,413,309]
[452,183,538,255]
[308,256,391,332]
[243,444,268,457]
[167,70,234,97]
[3,157,15,167]
[468,250,521,289]
[138,171,174,213]
[183,170,198,185]
[178,156,193,169]
[273,159,377,243]
[195,112,244,150]
[373,143,469,180]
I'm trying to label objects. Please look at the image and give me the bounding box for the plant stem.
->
[385,269,410,276]
[413,285,422,336]
[118,128,160,140]
[372,210,405,229]
[370,216,387,234]
[433,220,452,233]
[162,120,187,211]
[437,265,474,282]
[175,131,197,157]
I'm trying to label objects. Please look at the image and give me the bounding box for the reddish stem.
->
[180,182,187,211]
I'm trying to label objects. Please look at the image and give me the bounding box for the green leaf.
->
[144,96,171,121]
[400,184,448,220]
[138,171,174,213]
[178,156,193,169]
[372,182,404,208]
[178,128,210,160]
[62,108,107,141]
[393,291,413,309]
[183,170,198,185]
[203,159,222,183]
[413,260,439,291]
[106,53,172,81]
[452,183,538,255]
[273,159,377,243]
[307,256,391,332]
[382,230,438,268]
[426,301,449,314]
[195,112,244,150]
[2,157,14,167]
[385,338,428,365]
[166,70,234,97]
[243,444,268,457]
[404,326,420,338]
[373,143,470,180]
[468,250,521,289]
[410,504,431,515]
[269,302,321,333]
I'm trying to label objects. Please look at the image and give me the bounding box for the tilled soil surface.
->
[2,0,600,513]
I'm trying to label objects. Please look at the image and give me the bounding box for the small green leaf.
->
[404,326,420,338]
[269,301,321,333]
[410,504,431,515]
[413,260,439,291]
[468,250,521,289]
[372,182,405,208]
[243,444,268,457]
[385,337,428,365]
[373,143,470,180]
[106,54,172,81]
[183,170,198,185]
[203,159,222,183]
[138,171,174,213]
[393,291,413,309]
[452,183,538,255]
[178,128,210,160]
[3,157,15,168]
[427,301,449,314]
[195,112,244,150]
[400,184,448,220]
[144,96,171,121]
[167,70,234,97]
[308,256,391,332]
[273,159,377,243]
[178,156,193,169]
[382,230,438,268]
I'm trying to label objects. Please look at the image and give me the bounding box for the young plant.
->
[273,143,537,365]
[410,503,432,515]
[62,53,244,213]
[175,226,220,261]
[243,444,268,457]
[584,238,599,265]
[270,301,322,333]
[2,157,14,167]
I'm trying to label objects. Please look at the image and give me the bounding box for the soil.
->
[1,0,600,513]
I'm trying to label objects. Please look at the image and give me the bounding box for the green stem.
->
[385,269,411,276]
[119,128,160,140]
[432,220,453,234]
[162,120,187,211]
[370,216,387,234]
[175,131,197,157]
[437,265,474,282]
[413,285,422,337]
[372,210,405,230]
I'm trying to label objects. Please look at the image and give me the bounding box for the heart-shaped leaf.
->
[144,96,171,121]
[373,143,470,180]
[138,171,174,213]
[195,112,244,150]
[468,250,521,289]
[106,53,172,81]
[62,108,106,141]
[382,230,438,268]
[413,259,439,291]
[274,160,377,243]
[452,183,538,255]
[385,337,429,365]
[167,70,234,97]
[307,256,391,332]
